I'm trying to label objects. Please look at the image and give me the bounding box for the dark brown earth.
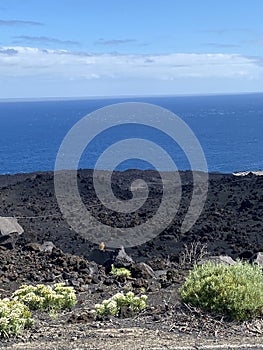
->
[0,169,263,349]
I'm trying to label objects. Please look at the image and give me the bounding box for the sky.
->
[0,0,263,98]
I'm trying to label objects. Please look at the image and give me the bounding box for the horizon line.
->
[0,91,263,103]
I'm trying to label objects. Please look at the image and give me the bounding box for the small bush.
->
[180,261,263,320]
[0,299,33,338]
[12,283,77,314]
[110,265,131,279]
[95,291,147,317]
[179,241,208,267]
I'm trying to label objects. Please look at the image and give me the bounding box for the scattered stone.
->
[0,217,24,248]
[25,242,41,252]
[67,310,96,323]
[154,270,168,278]
[131,262,156,279]
[198,255,236,266]
[254,252,263,268]
[0,217,24,236]
[40,241,56,253]
[114,246,134,267]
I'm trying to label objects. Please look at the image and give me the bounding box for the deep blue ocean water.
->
[0,93,262,174]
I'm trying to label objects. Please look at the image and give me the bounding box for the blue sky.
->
[0,0,263,98]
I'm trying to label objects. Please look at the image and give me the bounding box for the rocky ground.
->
[0,169,263,349]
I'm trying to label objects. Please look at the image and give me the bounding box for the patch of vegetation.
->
[110,265,131,279]
[0,299,33,338]
[180,261,263,320]
[12,283,77,314]
[95,291,147,317]
[179,241,208,267]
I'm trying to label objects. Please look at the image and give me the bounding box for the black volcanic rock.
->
[0,169,262,262]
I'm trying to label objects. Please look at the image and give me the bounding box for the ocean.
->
[0,93,262,174]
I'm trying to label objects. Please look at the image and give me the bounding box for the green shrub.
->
[180,261,263,320]
[12,283,77,314]
[0,299,33,338]
[95,291,147,317]
[110,265,131,279]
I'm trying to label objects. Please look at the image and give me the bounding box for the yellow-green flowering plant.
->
[12,283,77,314]
[95,291,147,317]
[0,298,33,338]
[110,265,131,279]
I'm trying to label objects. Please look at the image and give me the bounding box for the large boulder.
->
[0,217,24,248]
[87,248,116,271]
[114,246,134,267]
[130,262,156,279]
[198,255,236,266]
[253,252,263,268]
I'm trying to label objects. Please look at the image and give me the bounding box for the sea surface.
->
[0,93,262,174]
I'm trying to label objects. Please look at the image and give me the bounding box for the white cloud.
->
[0,19,43,26]
[0,46,262,81]
[0,46,263,98]
[12,36,79,46]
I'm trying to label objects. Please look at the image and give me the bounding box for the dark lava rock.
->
[113,247,134,267]
[1,169,263,263]
[253,252,263,268]
[88,248,116,269]
[0,245,106,295]
[131,262,156,279]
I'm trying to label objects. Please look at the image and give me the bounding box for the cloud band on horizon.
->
[0,46,262,80]
[0,46,262,98]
